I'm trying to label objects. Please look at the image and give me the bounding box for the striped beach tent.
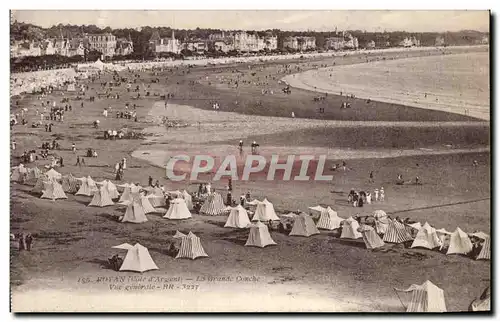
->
[316,207,343,230]
[383,219,413,244]
[88,185,114,207]
[175,232,209,260]
[224,205,250,228]
[173,231,186,239]
[358,224,385,249]
[290,213,320,237]
[164,198,192,220]
[245,221,277,248]
[25,167,42,185]
[61,173,79,193]
[340,217,362,239]
[411,222,442,250]
[395,280,447,312]
[252,198,280,221]
[41,180,67,200]
[476,236,490,260]
[447,227,473,255]
[200,192,225,216]
[373,210,390,234]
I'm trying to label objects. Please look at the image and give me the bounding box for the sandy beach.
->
[10,45,490,312]
[283,50,489,120]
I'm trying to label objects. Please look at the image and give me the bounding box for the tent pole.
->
[393,288,406,311]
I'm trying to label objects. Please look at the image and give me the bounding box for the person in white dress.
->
[366,192,372,204]
[374,189,379,202]
[380,187,385,202]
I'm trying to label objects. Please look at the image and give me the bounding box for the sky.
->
[11,10,489,32]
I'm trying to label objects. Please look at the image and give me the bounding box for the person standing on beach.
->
[374,188,379,202]
[380,188,385,202]
[369,171,374,183]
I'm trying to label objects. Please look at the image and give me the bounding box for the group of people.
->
[237,140,260,154]
[348,187,385,207]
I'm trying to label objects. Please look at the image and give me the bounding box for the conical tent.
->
[121,198,148,223]
[45,168,62,181]
[25,167,42,185]
[252,198,280,221]
[89,186,114,207]
[383,219,413,244]
[200,192,226,216]
[76,176,98,196]
[40,180,68,200]
[395,280,447,312]
[245,221,277,248]
[164,198,192,220]
[119,184,137,203]
[32,175,49,194]
[290,213,320,237]
[405,222,422,237]
[147,187,166,207]
[358,224,385,249]
[11,164,28,183]
[447,227,473,255]
[316,207,343,230]
[476,236,490,260]
[140,195,157,214]
[61,173,79,193]
[176,232,209,260]
[224,205,251,228]
[340,217,363,239]
[117,243,159,273]
[173,231,186,239]
[105,180,120,199]
[373,210,389,234]
[182,190,194,210]
[308,205,326,212]
[411,222,442,250]
[436,228,452,249]
[470,287,490,311]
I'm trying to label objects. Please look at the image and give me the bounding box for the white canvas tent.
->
[40,180,67,200]
[252,198,279,221]
[164,198,192,220]
[112,243,158,273]
[11,164,28,182]
[290,213,320,237]
[182,190,194,210]
[358,224,385,249]
[121,198,148,223]
[45,168,62,181]
[395,280,447,312]
[410,222,442,250]
[175,232,209,260]
[447,227,473,255]
[139,195,157,214]
[32,175,49,194]
[147,187,166,208]
[470,287,490,311]
[373,210,390,234]
[88,186,115,207]
[316,207,343,230]
[224,205,251,228]
[67,83,76,92]
[245,221,277,248]
[76,176,98,196]
[340,217,362,239]
[200,192,225,216]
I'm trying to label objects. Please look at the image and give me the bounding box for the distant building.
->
[11,40,42,58]
[116,36,134,56]
[233,32,261,52]
[435,36,445,47]
[87,33,117,57]
[183,40,208,54]
[213,40,234,53]
[324,32,358,50]
[365,40,376,49]
[481,35,489,44]
[149,30,181,54]
[68,38,86,57]
[400,36,420,47]
[283,36,316,51]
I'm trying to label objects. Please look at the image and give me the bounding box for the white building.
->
[87,33,117,57]
[149,30,181,54]
[283,36,316,51]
